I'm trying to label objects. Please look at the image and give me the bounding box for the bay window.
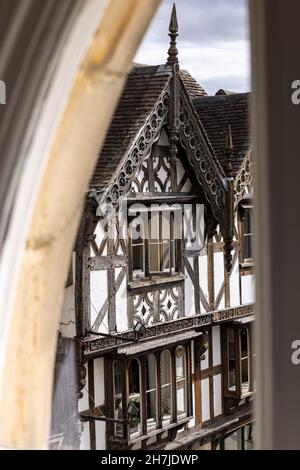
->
[107,344,191,444]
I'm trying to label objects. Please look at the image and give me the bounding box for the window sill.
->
[128,273,186,290]
[128,416,190,446]
[239,261,254,269]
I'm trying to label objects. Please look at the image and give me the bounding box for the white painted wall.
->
[214,252,225,309]
[212,326,221,366]
[199,253,208,312]
[213,374,222,417]
[241,274,255,304]
[201,378,210,422]
[230,249,240,307]
[95,421,106,449]
[94,358,105,405]
[90,270,108,331]
[116,271,128,332]
[185,264,195,316]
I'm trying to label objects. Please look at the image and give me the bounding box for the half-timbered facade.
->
[54,5,254,451]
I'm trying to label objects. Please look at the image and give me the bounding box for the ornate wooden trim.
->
[234,150,253,207]
[212,303,253,323]
[178,87,226,224]
[92,86,170,212]
[82,304,254,357]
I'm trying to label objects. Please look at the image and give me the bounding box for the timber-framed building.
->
[54,5,254,451]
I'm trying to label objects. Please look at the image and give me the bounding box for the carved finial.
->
[225,125,234,177]
[167,3,179,66]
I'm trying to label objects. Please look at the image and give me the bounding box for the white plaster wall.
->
[90,270,107,328]
[98,312,109,334]
[241,274,255,304]
[94,358,105,405]
[176,159,192,192]
[213,374,222,417]
[116,271,128,332]
[199,253,208,311]
[212,325,221,366]
[201,378,210,422]
[80,422,90,450]
[185,265,195,316]
[214,252,225,309]
[94,221,107,255]
[95,421,106,449]
[230,249,240,307]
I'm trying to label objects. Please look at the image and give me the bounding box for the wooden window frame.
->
[238,202,254,268]
[128,206,183,282]
[222,324,255,401]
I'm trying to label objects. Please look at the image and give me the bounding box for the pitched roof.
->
[89,64,206,191]
[89,65,171,191]
[193,93,250,176]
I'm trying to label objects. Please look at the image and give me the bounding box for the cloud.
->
[134,0,250,95]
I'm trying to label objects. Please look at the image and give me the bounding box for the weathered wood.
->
[89,254,127,270]
[224,257,230,308]
[83,304,254,357]
[147,153,155,192]
[75,210,97,337]
[187,344,193,418]
[153,290,160,323]
[199,364,222,380]
[128,273,185,291]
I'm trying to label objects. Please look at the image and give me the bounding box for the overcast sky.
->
[134,0,250,95]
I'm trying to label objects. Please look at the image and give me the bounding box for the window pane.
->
[132,243,144,272]
[176,346,187,418]
[243,234,252,260]
[145,354,157,431]
[113,361,123,436]
[149,243,160,272]
[243,210,253,260]
[161,350,172,426]
[227,328,236,391]
[244,210,252,234]
[241,327,249,392]
[161,240,170,271]
[128,359,141,437]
